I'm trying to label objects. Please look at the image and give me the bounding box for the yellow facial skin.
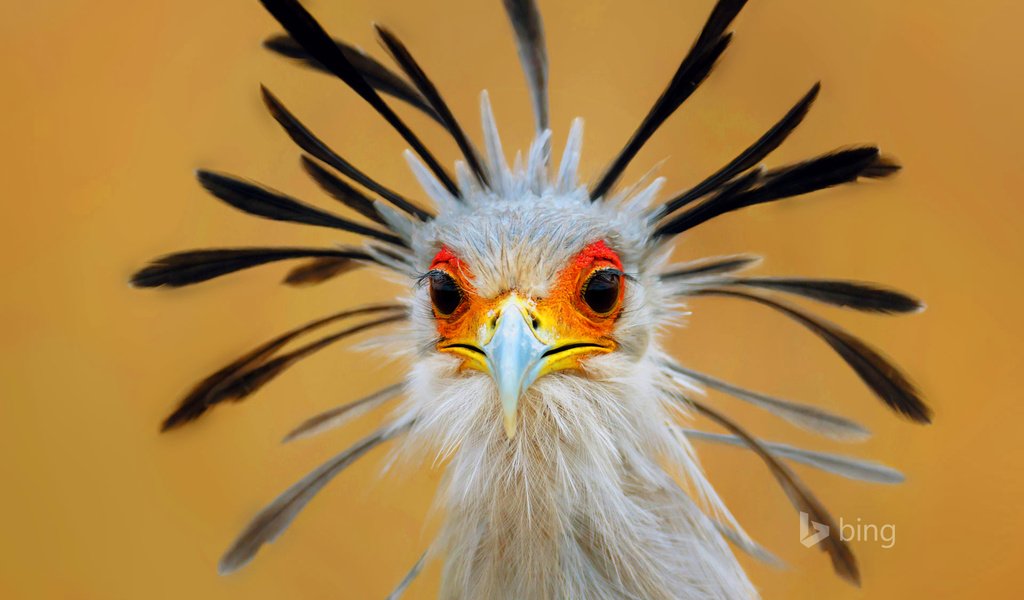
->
[440,293,615,437]
[431,241,625,437]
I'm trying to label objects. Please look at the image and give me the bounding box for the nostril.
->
[531,316,541,330]
[490,315,499,329]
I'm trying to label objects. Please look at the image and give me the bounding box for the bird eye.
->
[582,269,622,314]
[429,271,463,316]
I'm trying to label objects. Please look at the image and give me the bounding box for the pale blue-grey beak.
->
[481,297,552,438]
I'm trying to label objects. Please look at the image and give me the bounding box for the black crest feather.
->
[590,0,747,200]
[131,247,371,288]
[260,85,432,220]
[299,156,387,226]
[686,398,861,585]
[725,277,923,314]
[502,0,549,133]
[199,315,406,418]
[375,25,489,187]
[692,288,932,423]
[196,170,404,246]
[263,34,444,126]
[258,0,459,196]
[656,147,895,237]
[657,82,821,217]
[160,307,405,431]
[660,254,761,280]
[282,256,360,287]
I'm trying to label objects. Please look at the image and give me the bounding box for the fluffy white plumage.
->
[383,96,756,598]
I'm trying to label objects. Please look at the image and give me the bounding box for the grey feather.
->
[712,521,782,567]
[668,363,870,441]
[218,424,407,574]
[502,0,549,133]
[682,429,905,484]
[660,254,762,280]
[282,383,404,443]
[386,551,428,600]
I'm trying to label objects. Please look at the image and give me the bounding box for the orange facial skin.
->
[430,241,625,374]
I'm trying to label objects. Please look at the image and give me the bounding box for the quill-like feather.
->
[692,288,932,422]
[300,156,387,226]
[712,520,781,567]
[660,254,761,280]
[719,277,923,314]
[263,34,444,125]
[202,314,407,410]
[160,305,403,430]
[219,423,409,574]
[385,551,428,600]
[590,0,747,199]
[196,170,404,246]
[668,363,870,440]
[260,85,432,220]
[282,256,360,287]
[656,147,892,237]
[685,398,861,585]
[282,383,404,443]
[131,247,371,288]
[376,25,488,187]
[656,83,820,217]
[682,429,904,484]
[258,0,459,196]
[502,0,549,133]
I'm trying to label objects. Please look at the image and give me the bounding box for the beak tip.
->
[503,414,518,439]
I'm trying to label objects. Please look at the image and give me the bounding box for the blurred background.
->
[2,0,1022,597]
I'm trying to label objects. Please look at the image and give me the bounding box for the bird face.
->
[429,240,626,437]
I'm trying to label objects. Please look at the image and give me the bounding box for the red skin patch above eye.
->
[431,245,461,270]
[572,240,623,272]
[431,245,474,287]
[550,240,626,326]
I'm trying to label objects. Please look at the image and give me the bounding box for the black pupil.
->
[429,271,462,315]
[583,270,621,314]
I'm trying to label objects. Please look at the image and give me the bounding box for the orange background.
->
[2,0,1022,598]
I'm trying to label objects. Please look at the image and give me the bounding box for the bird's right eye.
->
[428,270,463,316]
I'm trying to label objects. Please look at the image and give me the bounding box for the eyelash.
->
[414,269,447,288]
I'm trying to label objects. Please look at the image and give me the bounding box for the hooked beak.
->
[481,297,551,439]
[438,294,613,439]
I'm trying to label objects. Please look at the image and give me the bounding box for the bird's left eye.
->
[429,271,463,316]
[582,269,622,314]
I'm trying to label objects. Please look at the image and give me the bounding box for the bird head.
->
[416,194,655,438]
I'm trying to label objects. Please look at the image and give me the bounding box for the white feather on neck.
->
[389,350,756,600]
